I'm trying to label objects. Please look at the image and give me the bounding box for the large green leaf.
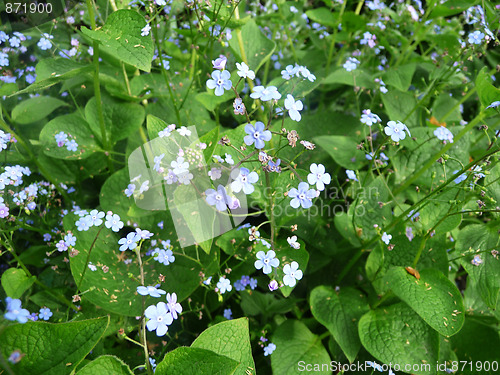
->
[12,58,93,95]
[156,347,239,375]
[76,355,133,375]
[191,318,255,375]
[85,95,145,144]
[272,320,331,375]
[381,90,420,128]
[39,114,101,160]
[450,318,500,374]
[228,19,276,74]
[358,303,439,375]
[305,7,337,28]
[323,68,374,88]
[475,66,500,112]
[383,267,465,337]
[81,10,154,72]
[11,97,68,124]
[314,135,366,169]
[0,317,109,375]
[310,286,369,362]
[383,63,416,92]
[457,223,500,308]
[1,268,36,299]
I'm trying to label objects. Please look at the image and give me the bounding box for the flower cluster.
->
[55,131,78,152]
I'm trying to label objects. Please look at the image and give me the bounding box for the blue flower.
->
[105,213,124,232]
[124,183,135,197]
[39,307,52,320]
[223,308,233,319]
[244,122,272,149]
[231,167,259,194]
[307,163,331,191]
[233,98,245,115]
[264,343,276,356]
[384,120,408,142]
[236,62,255,80]
[153,248,175,265]
[486,101,500,109]
[453,170,467,184]
[137,285,166,298]
[64,233,76,247]
[249,278,257,290]
[118,232,141,251]
[254,250,279,274]
[87,209,105,226]
[360,109,381,126]
[205,185,231,211]
[166,292,182,319]
[250,85,281,101]
[212,55,227,70]
[346,169,358,181]
[76,216,91,231]
[216,276,232,294]
[66,140,78,152]
[343,57,360,72]
[141,24,151,36]
[4,297,30,323]
[381,232,392,245]
[434,126,454,143]
[0,52,9,67]
[145,302,173,336]
[468,30,484,44]
[284,94,303,121]
[283,261,303,287]
[206,70,232,96]
[288,182,316,209]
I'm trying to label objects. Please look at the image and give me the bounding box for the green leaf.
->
[383,267,465,337]
[229,19,276,74]
[156,347,239,375]
[81,10,154,72]
[305,7,337,28]
[272,320,331,375]
[476,67,500,113]
[457,223,500,308]
[191,318,255,375]
[383,63,416,92]
[39,114,101,160]
[358,303,439,375]
[76,355,134,375]
[0,317,109,375]
[314,135,366,169]
[310,286,369,362]
[146,114,168,140]
[240,291,295,317]
[85,95,145,144]
[450,318,500,373]
[11,58,93,95]
[381,89,420,128]
[11,97,68,124]
[1,268,35,299]
[195,92,230,112]
[323,68,374,88]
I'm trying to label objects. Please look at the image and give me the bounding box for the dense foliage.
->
[1,0,500,374]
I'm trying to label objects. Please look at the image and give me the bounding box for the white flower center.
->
[215,194,222,201]
[253,131,260,139]
[299,193,306,200]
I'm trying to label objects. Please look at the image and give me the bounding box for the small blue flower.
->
[153,248,175,265]
[243,122,272,149]
[343,57,360,72]
[206,70,232,96]
[434,126,454,143]
[288,182,316,209]
[39,307,53,320]
[283,261,303,287]
[254,250,279,274]
[486,101,500,109]
[4,298,30,323]
[267,159,281,173]
[284,94,303,121]
[346,169,358,181]
[217,277,232,294]
[166,292,182,319]
[212,55,227,70]
[144,302,173,336]
[137,285,166,298]
[360,109,381,126]
[236,62,255,80]
[105,213,124,232]
[231,167,259,194]
[468,30,484,44]
[249,278,257,290]
[141,24,151,36]
[76,216,91,231]
[118,232,141,251]
[264,343,276,356]
[64,233,76,247]
[250,85,281,101]
[205,185,231,211]
[384,120,408,142]
[223,308,233,320]
[381,232,392,245]
[87,209,105,227]
[307,163,331,191]
[66,140,78,152]
[453,170,467,184]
